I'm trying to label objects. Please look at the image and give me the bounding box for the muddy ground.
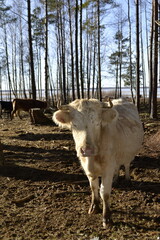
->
[0,109,160,240]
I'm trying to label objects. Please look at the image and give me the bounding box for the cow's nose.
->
[80,146,95,157]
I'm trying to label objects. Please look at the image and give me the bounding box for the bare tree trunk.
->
[97,0,102,101]
[92,39,96,98]
[19,14,27,98]
[27,0,36,100]
[67,0,75,100]
[45,0,49,102]
[149,0,154,112]
[0,67,2,101]
[4,25,12,101]
[80,0,84,98]
[159,4,160,87]
[86,11,90,99]
[75,0,80,98]
[115,62,119,99]
[158,4,160,87]
[56,23,62,101]
[135,0,140,111]
[119,22,122,98]
[145,2,150,98]
[150,0,158,118]
[140,3,146,104]
[36,44,42,99]
[11,32,18,97]
[48,57,56,105]
[128,0,135,103]
[60,4,66,103]
[56,3,66,104]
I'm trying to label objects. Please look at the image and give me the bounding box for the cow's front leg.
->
[100,166,114,228]
[88,177,101,214]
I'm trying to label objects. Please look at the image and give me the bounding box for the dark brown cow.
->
[11,98,47,120]
[0,101,13,119]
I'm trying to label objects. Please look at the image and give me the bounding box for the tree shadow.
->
[2,143,77,170]
[132,155,160,170]
[114,178,160,194]
[0,164,86,183]
[10,132,73,141]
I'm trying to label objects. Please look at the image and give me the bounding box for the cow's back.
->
[11,99,47,120]
[13,99,34,111]
[35,100,47,109]
[13,99,47,111]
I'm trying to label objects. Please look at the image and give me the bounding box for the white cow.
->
[53,98,144,228]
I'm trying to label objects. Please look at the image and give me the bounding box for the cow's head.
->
[53,99,118,158]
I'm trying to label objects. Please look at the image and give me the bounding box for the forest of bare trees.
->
[0,0,160,118]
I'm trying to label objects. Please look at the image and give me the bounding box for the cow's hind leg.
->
[88,177,101,214]
[16,110,22,119]
[113,165,120,183]
[124,162,131,181]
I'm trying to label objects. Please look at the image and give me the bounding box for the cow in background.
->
[53,98,144,228]
[0,101,13,119]
[11,98,47,120]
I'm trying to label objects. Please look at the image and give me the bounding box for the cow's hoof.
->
[88,203,101,214]
[102,218,113,229]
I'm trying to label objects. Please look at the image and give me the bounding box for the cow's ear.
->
[102,108,118,125]
[53,110,71,128]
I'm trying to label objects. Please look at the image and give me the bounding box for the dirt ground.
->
[0,108,160,240]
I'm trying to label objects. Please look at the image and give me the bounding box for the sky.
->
[0,0,156,91]
[104,0,150,86]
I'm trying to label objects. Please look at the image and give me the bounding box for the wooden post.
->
[29,108,52,125]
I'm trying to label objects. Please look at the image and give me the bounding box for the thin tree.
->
[60,2,66,103]
[135,0,140,111]
[75,0,80,98]
[56,12,62,101]
[97,0,102,101]
[150,0,158,118]
[92,36,96,98]
[45,0,49,102]
[127,0,135,103]
[145,2,150,96]
[67,0,75,100]
[27,0,36,100]
[19,7,27,99]
[140,2,146,104]
[149,0,154,112]
[0,4,16,100]
[80,0,84,98]
[4,21,12,100]
[86,9,90,99]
